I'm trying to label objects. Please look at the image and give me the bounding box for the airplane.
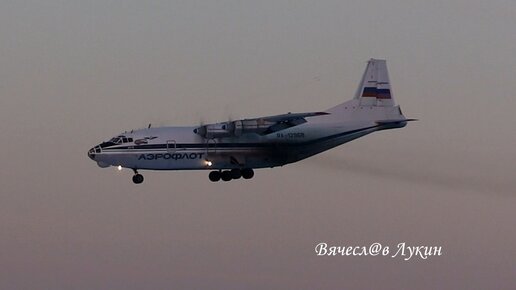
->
[87,59,415,184]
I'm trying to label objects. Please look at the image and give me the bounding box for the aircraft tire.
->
[209,171,221,182]
[132,174,144,184]
[241,168,254,179]
[230,169,242,179]
[221,171,232,182]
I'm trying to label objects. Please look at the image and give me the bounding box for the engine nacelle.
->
[193,122,233,139]
[194,119,275,138]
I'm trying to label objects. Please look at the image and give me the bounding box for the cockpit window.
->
[108,136,133,144]
[109,137,121,144]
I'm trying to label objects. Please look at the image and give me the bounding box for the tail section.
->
[326,58,409,122]
[354,59,395,107]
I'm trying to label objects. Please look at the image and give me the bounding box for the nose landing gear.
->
[208,168,254,182]
[132,169,144,184]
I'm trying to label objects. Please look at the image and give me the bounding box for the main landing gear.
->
[132,169,144,184]
[209,168,254,182]
[129,168,253,184]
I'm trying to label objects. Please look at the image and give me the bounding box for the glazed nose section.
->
[87,148,96,160]
[87,145,101,160]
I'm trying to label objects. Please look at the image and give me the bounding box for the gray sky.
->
[1,0,515,289]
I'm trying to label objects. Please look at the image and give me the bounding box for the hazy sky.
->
[1,1,515,289]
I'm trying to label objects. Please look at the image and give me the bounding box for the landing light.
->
[205,160,213,167]
[117,165,123,171]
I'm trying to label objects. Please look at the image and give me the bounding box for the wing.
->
[194,111,329,138]
[257,111,329,122]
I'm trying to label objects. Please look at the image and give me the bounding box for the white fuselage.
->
[88,102,406,171]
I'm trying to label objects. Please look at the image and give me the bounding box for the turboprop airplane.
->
[88,59,414,184]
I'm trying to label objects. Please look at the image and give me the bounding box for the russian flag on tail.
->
[362,87,392,99]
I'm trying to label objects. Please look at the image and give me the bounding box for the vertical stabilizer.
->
[354,59,395,107]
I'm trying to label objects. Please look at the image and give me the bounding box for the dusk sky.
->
[1,1,515,289]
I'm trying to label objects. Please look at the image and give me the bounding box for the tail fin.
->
[326,59,407,121]
[353,59,395,107]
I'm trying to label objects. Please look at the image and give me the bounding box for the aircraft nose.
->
[87,148,96,160]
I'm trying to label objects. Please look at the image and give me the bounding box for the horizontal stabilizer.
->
[375,118,418,125]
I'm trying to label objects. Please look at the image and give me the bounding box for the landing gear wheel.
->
[209,171,221,182]
[230,169,242,179]
[221,170,232,181]
[132,174,144,184]
[241,168,254,179]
